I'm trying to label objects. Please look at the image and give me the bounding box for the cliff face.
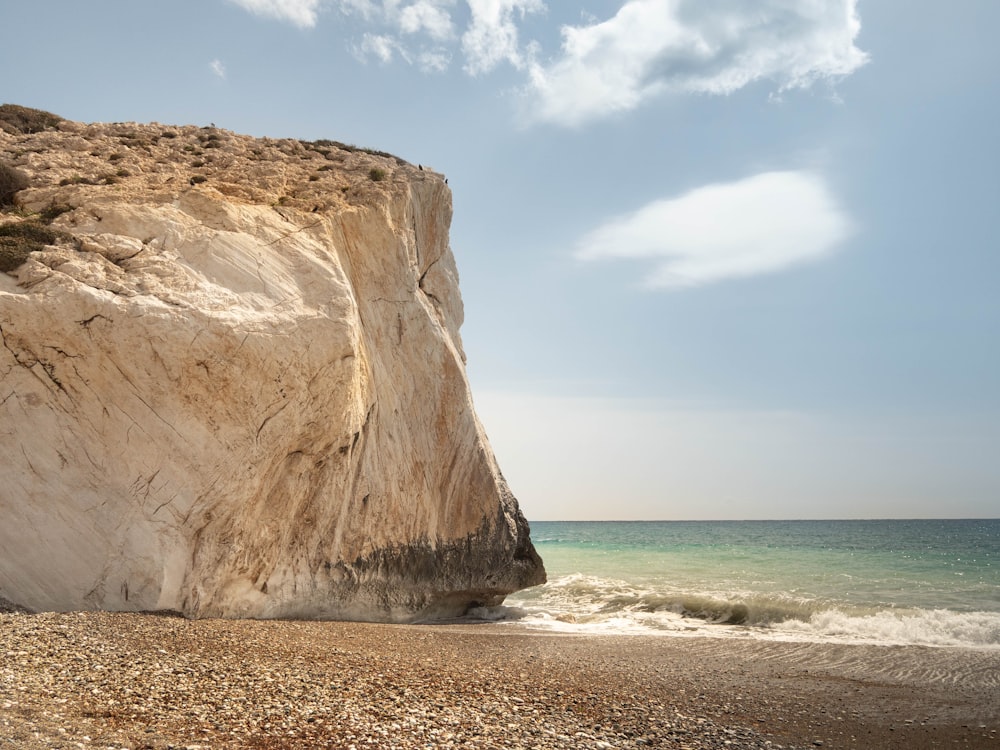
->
[0,111,544,621]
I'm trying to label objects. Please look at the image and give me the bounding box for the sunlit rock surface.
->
[0,111,544,620]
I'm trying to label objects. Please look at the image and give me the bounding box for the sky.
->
[2,1,998,520]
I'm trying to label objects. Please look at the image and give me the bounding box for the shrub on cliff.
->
[306,139,408,166]
[0,236,37,272]
[0,162,29,208]
[0,104,62,134]
[38,203,73,223]
[0,221,71,273]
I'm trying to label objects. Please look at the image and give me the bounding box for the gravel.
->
[3,611,997,749]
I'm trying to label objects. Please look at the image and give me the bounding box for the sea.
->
[483,519,1000,648]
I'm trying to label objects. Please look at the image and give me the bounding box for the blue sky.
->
[2,1,997,520]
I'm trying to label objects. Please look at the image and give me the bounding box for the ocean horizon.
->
[482,518,1000,648]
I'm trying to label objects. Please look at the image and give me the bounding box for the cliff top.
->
[0,104,439,218]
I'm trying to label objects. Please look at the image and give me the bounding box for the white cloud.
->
[462,0,545,74]
[358,32,404,63]
[398,0,455,40]
[345,1,459,69]
[222,0,867,124]
[417,47,452,72]
[209,59,227,80]
[338,0,379,18]
[526,0,869,126]
[226,0,323,28]
[575,170,854,289]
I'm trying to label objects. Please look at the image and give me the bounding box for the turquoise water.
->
[495,520,1000,647]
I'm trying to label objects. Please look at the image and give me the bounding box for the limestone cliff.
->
[0,107,545,621]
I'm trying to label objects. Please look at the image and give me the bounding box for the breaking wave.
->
[482,574,1000,648]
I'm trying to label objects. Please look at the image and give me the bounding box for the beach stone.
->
[0,110,544,621]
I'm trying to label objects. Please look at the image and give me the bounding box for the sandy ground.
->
[2,611,998,749]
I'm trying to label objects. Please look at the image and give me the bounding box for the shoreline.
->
[3,611,998,749]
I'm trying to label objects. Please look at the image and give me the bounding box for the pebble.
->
[4,610,978,750]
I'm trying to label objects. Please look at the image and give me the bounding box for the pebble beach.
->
[3,610,999,749]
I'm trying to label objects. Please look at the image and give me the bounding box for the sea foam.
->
[498,573,1000,647]
[501,519,1000,647]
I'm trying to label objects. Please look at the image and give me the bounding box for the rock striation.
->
[0,106,544,621]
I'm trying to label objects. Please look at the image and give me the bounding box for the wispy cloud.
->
[224,1,867,122]
[575,171,854,289]
[399,0,455,40]
[461,0,544,75]
[358,32,402,63]
[226,0,323,28]
[526,0,869,126]
[353,31,451,72]
[209,59,227,80]
[225,0,545,73]
[416,47,452,73]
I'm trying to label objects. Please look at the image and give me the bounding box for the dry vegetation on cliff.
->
[0,220,79,273]
[0,104,433,229]
[1,103,439,277]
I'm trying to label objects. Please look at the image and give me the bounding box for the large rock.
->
[0,114,544,621]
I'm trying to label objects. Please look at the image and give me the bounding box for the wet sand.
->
[2,611,998,748]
